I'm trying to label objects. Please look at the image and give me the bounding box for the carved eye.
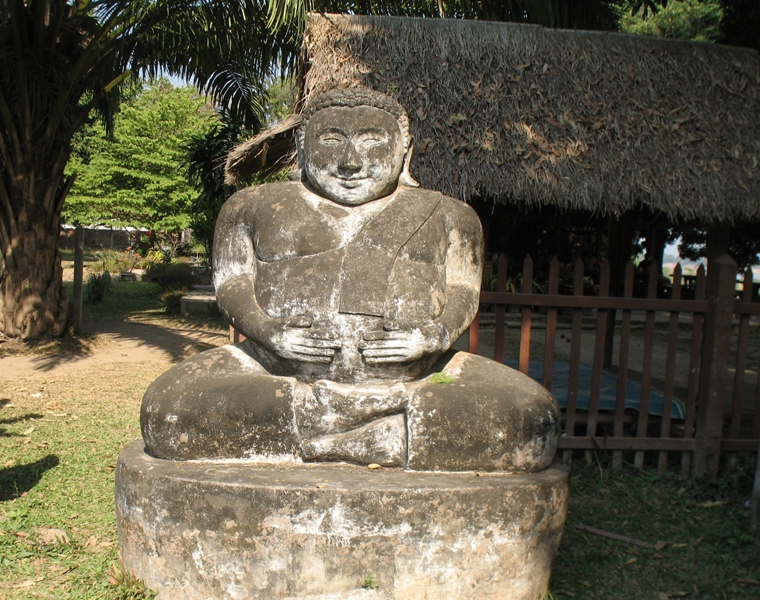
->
[356,130,388,147]
[318,132,345,145]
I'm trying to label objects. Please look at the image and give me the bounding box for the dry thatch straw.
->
[226,113,302,181]
[228,14,760,224]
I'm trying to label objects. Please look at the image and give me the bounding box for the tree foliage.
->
[266,0,664,32]
[64,80,216,232]
[184,119,244,260]
[0,1,290,339]
[619,0,723,42]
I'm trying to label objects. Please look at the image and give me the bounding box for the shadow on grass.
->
[6,280,228,372]
[0,454,60,501]
[0,399,44,438]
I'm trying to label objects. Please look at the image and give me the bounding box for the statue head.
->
[299,88,417,205]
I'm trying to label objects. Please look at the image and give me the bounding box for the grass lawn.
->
[1,281,759,599]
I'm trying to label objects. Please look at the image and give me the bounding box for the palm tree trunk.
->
[1,181,70,340]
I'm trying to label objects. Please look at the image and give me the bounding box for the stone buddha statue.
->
[141,88,559,472]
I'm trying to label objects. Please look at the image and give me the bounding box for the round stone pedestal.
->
[116,440,568,600]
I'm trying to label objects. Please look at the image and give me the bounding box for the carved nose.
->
[339,142,362,172]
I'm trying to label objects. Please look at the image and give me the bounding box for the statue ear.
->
[399,139,420,188]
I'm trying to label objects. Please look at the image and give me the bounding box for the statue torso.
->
[232,181,451,382]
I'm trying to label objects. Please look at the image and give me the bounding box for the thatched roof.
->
[226,113,302,181]
[228,14,760,223]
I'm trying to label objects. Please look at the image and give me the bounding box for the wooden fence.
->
[469,253,760,477]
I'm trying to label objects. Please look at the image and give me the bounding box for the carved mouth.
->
[337,177,367,189]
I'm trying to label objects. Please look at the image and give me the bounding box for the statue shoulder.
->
[221,181,310,218]
[226,180,306,204]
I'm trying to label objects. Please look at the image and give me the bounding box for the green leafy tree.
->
[619,0,724,42]
[185,118,244,262]
[266,1,654,32]
[0,1,289,340]
[64,80,216,233]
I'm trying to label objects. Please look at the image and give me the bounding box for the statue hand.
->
[359,323,443,364]
[270,317,342,363]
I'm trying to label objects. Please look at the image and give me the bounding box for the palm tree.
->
[0,1,291,339]
[265,1,657,32]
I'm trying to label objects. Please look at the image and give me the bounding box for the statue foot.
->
[295,379,407,437]
[301,413,407,467]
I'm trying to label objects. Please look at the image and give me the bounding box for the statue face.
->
[303,106,405,205]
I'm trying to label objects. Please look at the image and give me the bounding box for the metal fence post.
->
[693,254,737,477]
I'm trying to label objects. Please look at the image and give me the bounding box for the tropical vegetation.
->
[4,0,758,342]
[64,80,217,234]
[0,0,288,340]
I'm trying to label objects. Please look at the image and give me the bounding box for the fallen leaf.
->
[16,531,29,538]
[315,483,327,489]
[38,528,69,546]
[12,578,43,589]
[21,427,35,436]
[654,541,668,551]
[698,500,727,508]
[3,459,16,468]
[367,464,382,470]
[626,557,638,565]
[87,536,98,547]
[737,578,760,585]
[658,594,669,600]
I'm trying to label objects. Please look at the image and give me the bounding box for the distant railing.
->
[469,253,760,477]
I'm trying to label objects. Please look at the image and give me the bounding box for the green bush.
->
[144,262,197,290]
[159,289,185,315]
[85,272,110,302]
[94,249,139,273]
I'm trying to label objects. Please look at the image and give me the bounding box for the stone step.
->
[180,291,218,317]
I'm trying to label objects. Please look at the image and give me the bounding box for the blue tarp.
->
[504,360,686,420]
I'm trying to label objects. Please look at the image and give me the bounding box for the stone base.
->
[179,291,218,317]
[116,440,568,600]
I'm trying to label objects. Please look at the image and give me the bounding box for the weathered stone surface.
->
[142,347,560,471]
[116,440,569,600]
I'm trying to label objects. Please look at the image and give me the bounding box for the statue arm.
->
[213,191,267,340]
[360,200,483,363]
[433,200,484,349]
[213,191,341,363]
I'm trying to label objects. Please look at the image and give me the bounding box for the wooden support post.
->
[604,215,635,367]
[72,226,84,335]
[693,254,736,478]
[753,439,760,546]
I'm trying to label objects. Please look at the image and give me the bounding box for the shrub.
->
[144,262,197,290]
[159,289,185,315]
[86,272,110,302]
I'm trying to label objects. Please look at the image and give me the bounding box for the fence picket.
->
[563,258,586,463]
[634,264,660,469]
[493,255,507,364]
[542,257,560,392]
[681,264,706,476]
[730,268,754,440]
[658,263,683,472]
[519,255,534,375]
[613,262,635,469]
[587,261,610,445]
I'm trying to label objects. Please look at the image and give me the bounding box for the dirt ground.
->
[3,299,759,425]
[0,317,228,377]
